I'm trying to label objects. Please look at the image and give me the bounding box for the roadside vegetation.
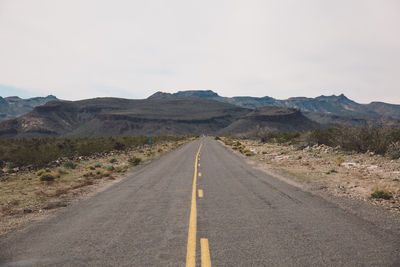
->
[0,136,181,170]
[246,126,400,159]
[0,136,191,235]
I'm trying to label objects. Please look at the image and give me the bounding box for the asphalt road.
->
[1,137,399,266]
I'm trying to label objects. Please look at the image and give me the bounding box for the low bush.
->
[40,173,56,182]
[128,156,142,166]
[106,166,115,171]
[370,189,393,200]
[83,172,93,178]
[36,169,46,176]
[326,169,337,174]
[63,161,77,169]
[109,158,117,163]
[245,151,253,156]
[334,157,344,166]
[387,142,400,160]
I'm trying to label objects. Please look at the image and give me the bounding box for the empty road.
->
[1,137,399,266]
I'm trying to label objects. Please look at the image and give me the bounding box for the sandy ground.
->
[221,138,400,215]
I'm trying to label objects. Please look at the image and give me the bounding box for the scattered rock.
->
[341,162,359,168]
[367,165,378,170]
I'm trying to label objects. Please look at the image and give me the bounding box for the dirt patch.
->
[220,138,400,215]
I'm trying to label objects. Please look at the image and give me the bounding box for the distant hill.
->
[0,97,317,138]
[220,107,318,134]
[0,95,59,122]
[148,90,400,126]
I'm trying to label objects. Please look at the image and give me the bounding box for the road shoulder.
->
[218,139,400,234]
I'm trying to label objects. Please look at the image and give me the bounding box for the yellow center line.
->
[201,238,212,267]
[186,143,202,267]
[198,189,204,198]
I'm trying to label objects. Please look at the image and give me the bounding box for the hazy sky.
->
[0,0,399,103]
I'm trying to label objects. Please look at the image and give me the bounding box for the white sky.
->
[0,0,399,103]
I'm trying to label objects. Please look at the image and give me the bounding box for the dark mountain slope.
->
[0,97,317,138]
[0,95,59,122]
[220,107,318,134]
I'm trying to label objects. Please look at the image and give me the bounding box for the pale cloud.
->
[0,0,399,103]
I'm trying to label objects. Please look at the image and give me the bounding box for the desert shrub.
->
[334,157,344,166]
[83,172,93,178]
[40,173,55,181]
[371,189,393,200]
[36,169,46,176]
[128,156,142,166]
[86,165,95,170]
[387,142,400,160]
[157,148,163,152]
[63,161,77,169]
[94,163,102,168]
[106,166,115,171]
[214,136,221,140]
[245,151,253,156]
[326,169,337,174]
[109,158,117,163]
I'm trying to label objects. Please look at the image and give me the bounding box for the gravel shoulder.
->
[219,138,400,232]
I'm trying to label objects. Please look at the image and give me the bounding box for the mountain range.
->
[1,90,399,138]
[0,95,58,122]
[149,90,400,126]
[0,97,316,138]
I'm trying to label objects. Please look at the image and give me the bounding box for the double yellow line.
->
[186,143,211,267]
